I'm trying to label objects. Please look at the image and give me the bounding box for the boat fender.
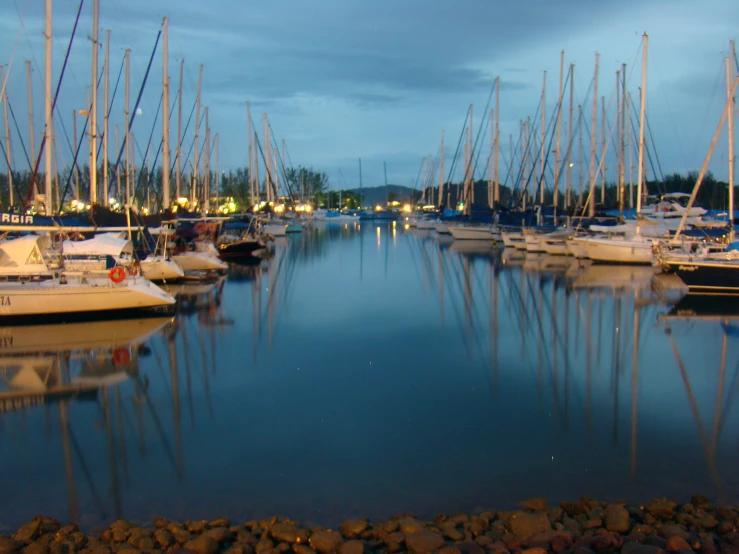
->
[112,349,131,366]
[109,267,126,283]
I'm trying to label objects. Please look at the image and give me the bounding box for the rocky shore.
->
[2,497,739,554]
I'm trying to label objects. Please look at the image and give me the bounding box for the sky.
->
[1,0,738,194]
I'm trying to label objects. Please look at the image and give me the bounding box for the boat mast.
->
[73,111,79,200]
[162,17,171,211]
[115,124,121,200]
[636,34,648,224]
[468,105,473,212]
[588,53,599,217]
[489,110,494,208]
[2,66,14,207]
[103,29,110,206]
[176,59,183,200]
[600,96,606,205]
[494,76,500,205]
[204,106,209,211]
[44,0,52,212]
[193,64,203,206]
[25,61,36,201]
[262,114,270,203]
[247,102,254,204]
[215,132,219,209]
[539,71,546,207]
[728,42,735,231]
[439,130,445,208]
[253,130,260,204]
[89,0,99,205]
[124,49,131,206]
[555,50,564,217]
[620,63,627,215]
[567,63,574,210]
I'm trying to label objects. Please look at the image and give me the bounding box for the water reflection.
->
[0,224,737,532]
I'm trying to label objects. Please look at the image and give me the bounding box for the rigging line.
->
[652,56,690,169]
[7,99,32,169]
[1,0,32,104]
[0,136,25,203]
[23,0,86,211]
[266,118,297,200]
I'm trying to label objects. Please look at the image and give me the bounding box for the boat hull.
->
[173,252,228,271]
[448,226,496,240]
[140,257,185,281]
[665,259,739,294]
[577,237,655,264]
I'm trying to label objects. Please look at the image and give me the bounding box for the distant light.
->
[136,108,143,116]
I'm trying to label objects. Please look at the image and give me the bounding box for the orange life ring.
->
[194,222,207,234]
[112,348,131,366]
[109,267,126,283]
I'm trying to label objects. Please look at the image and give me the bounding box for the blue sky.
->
[1,0,738,192]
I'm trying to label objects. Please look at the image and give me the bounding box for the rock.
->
[549,508,564,523]
[659,525,690,540]
[691,496,709,507]
[294,546,316,554]
[398,519,424,536]
[337,540,364,554]
[645,537,669,549]
[383,533,405,554]
[184,535,219,554]
[21,544,46,554]
[186,521,208,533]
[438,547,462,554]
[153,518,169,529]
[561,501,590,517]
[442,528,464,541]
[339,522,368,540]
[0,538,27,553]
[237,530,259,545]
[309,531,343,553]
[622,543,666,554]
[154,529,175,548]
[171,528,193,545]
[14,521,42,542]
[521,499,548,512]
[205,527,233,543]
[271,524,308,545]
[170,549,200,554]
[469,516,488,536]
[257,539,275,554]
[666,537,692,552]
[509,512,551,541]
[521,549,547,554]
[210,519,230,528]
[718,522,736,535]
[582,518,603,531]
[405,532,444,553]
[694,515,719,530]
[455,541,484,554]
[605,505,630,533]
[646,501,678,520]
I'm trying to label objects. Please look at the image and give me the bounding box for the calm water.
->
[1,221,738,532]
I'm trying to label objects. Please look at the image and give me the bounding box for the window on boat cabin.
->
[26,245,44,266]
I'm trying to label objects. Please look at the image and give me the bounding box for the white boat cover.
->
[63,234,134,257]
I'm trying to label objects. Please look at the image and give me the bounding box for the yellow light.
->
[375,204,383,212]
[70,199,78,207]
[402,204,411,213]
[274,204,285,213]
[404,224,410,230]
[177,197,188,204]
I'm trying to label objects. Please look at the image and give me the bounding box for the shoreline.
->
[2,497,738,554]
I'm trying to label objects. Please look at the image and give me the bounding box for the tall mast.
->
[567,63,574,210]
[162,17,171,210]
[439,130,445,208]
[193,64,203,204]
[539,71,546,205]
[494,77,500,204]
[247,102,254,203]
[628,92,633,208]
[468,104,473,212]
[103,29,110,206]
[1,66,13,207]
[727,43,735,228]
[175,59,183,199]
[358,157,363,207]
[600,96,606,204]
[115,124,121,200]
[489,110,494,208]
[616,69,622,216]
[578,105,584,206]
[204,106,210,210]
[588,52,599,217]
[124,48,130,205]
[44,0,52,211]
[554,50,564,213]
[89,0,99,205]
[73,111,79,200]
[636,34,648,219]
[253,130,260,203]
[215,132,219,209]
[620,63,627,215]
[263,114,271,203]
[25,61,36,200]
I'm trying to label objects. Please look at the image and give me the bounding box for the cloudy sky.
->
[1,0,738,193]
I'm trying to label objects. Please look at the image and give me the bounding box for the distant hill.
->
[347,185,418,205]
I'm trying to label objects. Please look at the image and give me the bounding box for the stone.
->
[257,540,276,554]
[442,528,463,541]
[271,524,308,545]
[15,521,42,542]
[405,532,444,553]
[605,505,630,533]
[659,525,690,540]
[456,541,484,554]
[398,519,424,536]
[171,528,193,545]
[184,535,219,554]
[509,513,551,541]
[521,549,547,554]
[186,522,208,534]
[666,538,692,552]
[549,508,564,523]
[337,541,364,554]
[691,496,709,507]
[21,544,46,554]
[622,543,666,554]
[205,527,233,543]
[153,518,169,529]
[210,519,230,528]
[153,529,175,549]
[694,515,719,530]
[646,501,678,519]
[339,522,368,540]
[438,547,461,554]
[582,518,603,531]
[309,531,343,553]
[294,547,316,554]
[520,500,548,512]
[237,530,259,545]
[0,538,27,553]
[469,517,488,537]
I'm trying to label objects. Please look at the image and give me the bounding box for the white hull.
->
[566,239,589,258]
[541,238,569,255]
[448,225,496,241]
[434,221,450,234]
[173,251,228,272]
[415,219,436,230]
[262,224,288,236]
[501,232,526,249]
[0,276,174,317]
[524,234,546,253]
[140,257,185,281]
[577,236,655,264]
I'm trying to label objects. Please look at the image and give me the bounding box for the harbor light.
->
[402,204,411,213]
